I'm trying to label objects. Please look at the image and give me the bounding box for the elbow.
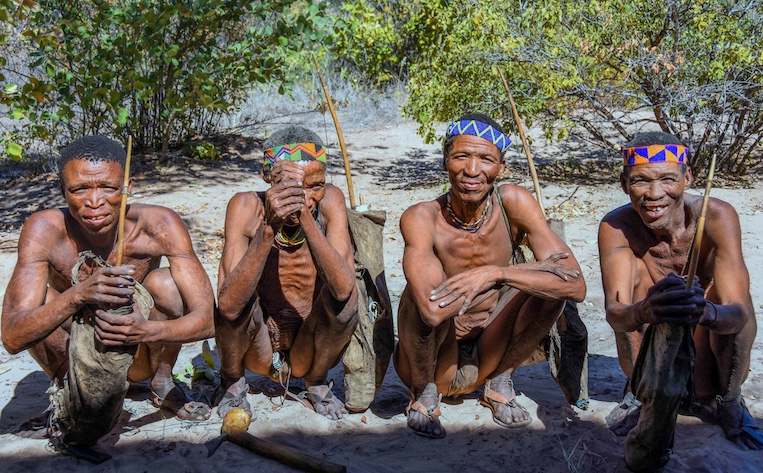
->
[217,298,243,323]
[420,306,446,328]
[334,282,356,304]
[2,335,24,355]
[570,281,586,303]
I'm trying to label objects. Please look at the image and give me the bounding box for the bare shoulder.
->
[131,203,185,228]
[706,196,738,220]
[401,199,439,229]
[225,191,263,222]
[227,190,262,210]
[496,182,534,206]
[601,204,639,229]
[704,196,742,242]
[322,184,347,210]
[17,209,66,253]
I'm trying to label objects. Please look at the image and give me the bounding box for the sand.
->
[0,122,762,472]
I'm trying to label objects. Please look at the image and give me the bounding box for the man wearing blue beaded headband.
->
[213,126,358,420]
[395,113,586,438]
[599,131,762,471]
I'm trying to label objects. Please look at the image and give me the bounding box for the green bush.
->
[2,0,332,157]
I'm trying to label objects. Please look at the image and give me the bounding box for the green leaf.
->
[116,108,128,124]
[7,142,23,159]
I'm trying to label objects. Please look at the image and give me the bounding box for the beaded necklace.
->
[446,189,492,232]
[274,225,306,248]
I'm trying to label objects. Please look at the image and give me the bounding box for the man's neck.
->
[448,191,491,225]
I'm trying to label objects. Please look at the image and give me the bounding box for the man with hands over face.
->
[214,126,357,420]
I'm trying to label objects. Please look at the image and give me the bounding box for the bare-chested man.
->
[2,135,215,450]
[394,113,586,438]
[214,126,357,420]
[599,131,762,469]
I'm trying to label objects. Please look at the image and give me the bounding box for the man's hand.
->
[75,266,136,307]
[430,266,498,317]
[264,161,306,230]
[93,305,150,346]
[638,272,705,325]
[527,253,581,281]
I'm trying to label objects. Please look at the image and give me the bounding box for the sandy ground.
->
[1,122,762,472]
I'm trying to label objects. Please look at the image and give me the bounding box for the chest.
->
[260,245,319,290]
[48,236,159,290]
[435,215,514,276]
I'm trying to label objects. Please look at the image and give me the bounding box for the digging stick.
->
[685,152,717,288]
[207,408,346,473]
[312,57,356,209]
[497,68,545,216]
[115,136,132,266]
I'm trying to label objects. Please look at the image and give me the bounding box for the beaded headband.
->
[264,143,326,166]
[623,144,689,166]
[446,119,512,153]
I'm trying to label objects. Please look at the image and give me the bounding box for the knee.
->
[142,268,183,319]
[333,288,359,327]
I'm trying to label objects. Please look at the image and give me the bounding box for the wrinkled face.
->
[61,159,125,236]
[621,161,692,231]
[444,134,505,204]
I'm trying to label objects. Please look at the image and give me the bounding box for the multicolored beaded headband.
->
[622,144,689,166]
[446,119,512,153]
[264,143,326,167]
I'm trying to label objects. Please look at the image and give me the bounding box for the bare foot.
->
[482,373,531,428]
[406,383,445,439]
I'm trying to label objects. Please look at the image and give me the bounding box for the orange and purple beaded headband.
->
[622,144,689,166]
[264,143,326,166]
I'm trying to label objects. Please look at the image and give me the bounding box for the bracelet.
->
[700,301,718,327]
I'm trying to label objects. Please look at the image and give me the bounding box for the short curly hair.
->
[58,135,126,180]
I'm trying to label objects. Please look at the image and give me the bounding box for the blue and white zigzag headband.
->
[446,119,511,153]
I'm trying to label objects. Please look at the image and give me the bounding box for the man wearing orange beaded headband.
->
[394,113,586,438]
[599,131,762,471]
[213,126,357,420]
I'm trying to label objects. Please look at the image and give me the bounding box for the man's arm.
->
[598,214,647,333]
[217,193,272,322]
[495,185,586,301]
[700,199,754,334]
[400,204,464,327]
[598,212,704,334]
[434,186,585,315]
[94,208,215,344]
[300,185,355,302]
[2,212,136,353]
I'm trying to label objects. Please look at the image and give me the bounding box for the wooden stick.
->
[497,68,545,216]
[115,136,132,266]
[312,56,356,209]
[216,408,346,473]
[685,152,717,288]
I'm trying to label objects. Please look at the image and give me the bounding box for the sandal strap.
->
[484,378,517,406]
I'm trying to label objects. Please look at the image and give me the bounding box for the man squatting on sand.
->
[599,132,763,467]
[1,136,215,447]
[213,126,357,420]
[394,113,586,438]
